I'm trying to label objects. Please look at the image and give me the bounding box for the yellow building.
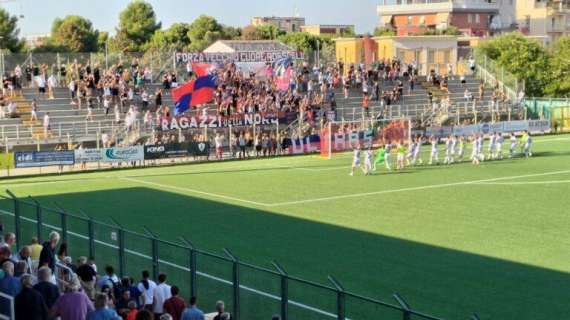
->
[300,24,355,36]
[516,0,570,43]
[335,36,459,75]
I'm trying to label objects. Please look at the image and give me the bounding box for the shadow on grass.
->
[0,187,568,320]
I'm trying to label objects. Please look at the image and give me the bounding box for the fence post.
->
[54,203,68,244]
[110,218,126,278]
[179,237,197,299]
[393,293,411,320]
[223,248,240,320]
[272,261,288,320]
[471,313,481,320]
[5,190,20,251]
[87,216,95,259]
[29,196,42,241]
[328,276,345,320]
[143,227,159,280]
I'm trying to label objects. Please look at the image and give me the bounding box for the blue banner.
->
[14,151,75,168]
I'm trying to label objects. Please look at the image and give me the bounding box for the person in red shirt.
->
[126,301,138,320]
[163,286,186,320]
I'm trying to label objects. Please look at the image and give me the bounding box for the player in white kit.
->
[476,134,484,161]
[364,148,374,175]
[349,146,361,176]
[457,136,465,162]
[429,136,439,165]
[443,136,453,165]
[523,132,533,158]
[487,133,496,160]
[411,136,423,166]
[509,133,518,158]
[384,142,393,170]
[495,133,504,160]
[471,135,480,165]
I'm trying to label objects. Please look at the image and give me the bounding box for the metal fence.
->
[0,190,482,320]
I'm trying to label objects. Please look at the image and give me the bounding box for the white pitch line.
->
[121,177,271,207]
[266,169,570,207]
[473,179,570,186]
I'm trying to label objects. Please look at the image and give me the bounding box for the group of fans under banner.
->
[349,131,534,176]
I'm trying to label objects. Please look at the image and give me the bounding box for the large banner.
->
[15,151,75,168]
[175,51,303,64]
[428,120,551,138]
[144,142,211,159]
[160,112,296,131]
[288,135,321,155]
[75,146,144,163]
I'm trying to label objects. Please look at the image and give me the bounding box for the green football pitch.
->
[1,134,569,320]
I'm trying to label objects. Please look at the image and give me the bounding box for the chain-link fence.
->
[0,191,481,320]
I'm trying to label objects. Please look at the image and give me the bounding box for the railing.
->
[0,190,481,320]
[471,52,523,103]
[0,292,14,320]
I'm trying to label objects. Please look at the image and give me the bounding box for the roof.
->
[203,40,294,53]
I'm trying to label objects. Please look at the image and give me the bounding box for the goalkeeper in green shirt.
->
[373,146,387,171]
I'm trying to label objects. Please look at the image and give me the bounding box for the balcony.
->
[377,0,499,15]
[547,0,570,13]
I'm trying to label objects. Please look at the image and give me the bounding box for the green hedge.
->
[0,153,13,169]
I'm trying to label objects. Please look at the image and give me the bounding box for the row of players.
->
[350,131,534,176]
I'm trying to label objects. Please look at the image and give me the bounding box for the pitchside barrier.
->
[0,192,483,320]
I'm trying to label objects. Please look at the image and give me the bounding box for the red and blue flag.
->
[172,63,218,115]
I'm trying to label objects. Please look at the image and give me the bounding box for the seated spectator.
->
[163,286,185,320]
[181,296,203,320]
[76,256,97,300]
[212,301,231,320]
[15,274,49,320]
[13,261,27,279]
[0,246,11,266]
[16,246,33,274]
[33,267,60,309]
[87,293,121,320]
[51,275,94,320]
[0,261,21,315]
[0,261,21,296]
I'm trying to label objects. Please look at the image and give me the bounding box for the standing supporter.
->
[152,273,171,318]
[15,274,49,320]
[39,231,59,274]
[137,270,157,310]
[181,296,203,320]
[87,293,121,320]
[163,286,185,320]
[51,276,95,320]
[33,267,60,309]
[76,256,97,300]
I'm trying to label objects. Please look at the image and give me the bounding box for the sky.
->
[2,0,380,37]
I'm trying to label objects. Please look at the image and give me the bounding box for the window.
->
[475,14,480,24]
[468,14,473,24]
[419,16,426,25]
[407,16,413,25]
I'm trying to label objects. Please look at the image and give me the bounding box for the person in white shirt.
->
[153,273,172,316]
[47,74,57,99]
[101,132,110,148]
[36,73,46,99]
[215,133,224,160]
[30,99,38,121]
[7,101,17,118]
[137,270,157,310]
[43,112,50,137]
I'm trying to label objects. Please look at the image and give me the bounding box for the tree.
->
[222,26,242,40]
[187,15,224,52]
[0,8,23,52]
[373,27,396,37]
[49,15,99,52]
[477,33,550,97]
[145,23,192,52]
[114,0,161,52]
[278,32,320,57]
[241,24,284,40]
[546,37,570,97]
